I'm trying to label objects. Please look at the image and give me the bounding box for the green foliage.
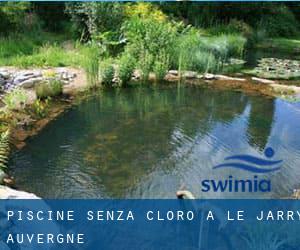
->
[0,130,10,170]
[153,50,170,81]
[173,28,245,74]
[0,2,32,35]
[65,2,125,40]
[80,44,100,88]
[100,60,115,86]
[32,98,51,118]
[209,19,254,39]
[3,88,29,111]
[5,45,77,68]
[122,10,177,80]
[123,11,246,77]
[0,32,76,67]
[118,51,135,86]
[138,50,154,82]
[35,80,63,99]
[123,16,177,60]
[257,5,299,37]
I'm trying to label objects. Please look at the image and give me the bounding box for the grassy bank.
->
[257,37,300,53]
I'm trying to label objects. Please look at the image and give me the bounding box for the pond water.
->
[9,85,300,198]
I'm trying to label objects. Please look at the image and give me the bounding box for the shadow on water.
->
[9,84,300,198]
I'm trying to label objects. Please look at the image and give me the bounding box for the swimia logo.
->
[201,147,282,193]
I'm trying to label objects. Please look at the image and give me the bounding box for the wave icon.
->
[213,147,282,173]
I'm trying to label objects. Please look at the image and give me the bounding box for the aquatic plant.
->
[81,44,100,88]
[3,88,29,111]
[174,30,246,74]
[0,130,10,170]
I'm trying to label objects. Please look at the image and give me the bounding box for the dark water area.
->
[9,85,300,198]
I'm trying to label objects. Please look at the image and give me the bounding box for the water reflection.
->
[9,85,300,198]
[247,97,275,150]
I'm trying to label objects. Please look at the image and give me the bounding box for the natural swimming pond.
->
[9,85,300,198]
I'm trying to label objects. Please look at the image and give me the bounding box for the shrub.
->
[209,19,254,39]
[3,88,29,111]
[118,52,135,86]
[256,5,299,38]
[99,60,115,86]
[65,2,125,39]
[35,79,63,99]
[0,2,31,35]
[125,2,167,22]
[123,16,177,59]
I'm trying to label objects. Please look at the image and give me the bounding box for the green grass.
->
[0,31,79,67]
[257,38,300,53]
[2,45,82,68]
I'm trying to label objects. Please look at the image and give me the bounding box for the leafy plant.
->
[0,130,10,170]
[32,98,51,118]
[3,88,29,111]
[35,79,63,99]
[100,60,115,86]
[118,51,135,86]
